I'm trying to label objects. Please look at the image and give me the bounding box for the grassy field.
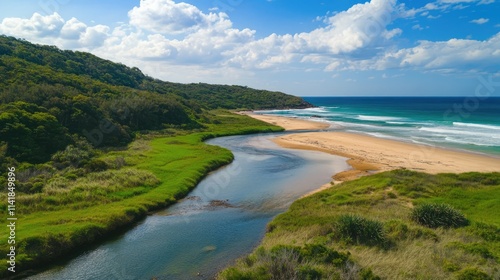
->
[0,110,283,278]
[219,170,500,280]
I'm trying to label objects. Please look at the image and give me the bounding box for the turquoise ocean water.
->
[258,97,500,157]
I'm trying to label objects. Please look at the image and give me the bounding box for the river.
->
[29,133,349,280]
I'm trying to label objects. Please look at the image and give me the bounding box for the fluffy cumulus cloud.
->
[129,0,217,34]
[0,13,110,49]
[227,0,402,69]
[0,0,498,78]
[0,12,64,38]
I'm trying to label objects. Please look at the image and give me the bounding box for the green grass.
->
[0,110,283,277]
[219,170,500,279]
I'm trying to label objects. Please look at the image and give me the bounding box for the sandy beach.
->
[243,112,330,130]
[248,113,500,183]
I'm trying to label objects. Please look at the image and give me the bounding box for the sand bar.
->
[247,113,500,182]
[242,112,330,130]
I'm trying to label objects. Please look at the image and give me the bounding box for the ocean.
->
[258,97,500,157]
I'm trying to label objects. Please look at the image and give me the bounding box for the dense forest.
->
[0,35,311,165]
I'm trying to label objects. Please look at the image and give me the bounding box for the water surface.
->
[259,97,500,156]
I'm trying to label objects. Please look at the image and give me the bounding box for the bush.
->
[334,214,386,246]
[219,268,255,280]
[268,246,301,279]
[455,268,492,280]
[410,203,469,228]
[360,268,381,280]
[385,220,438,241]
[297,265,322,280]
[85,159,108,172]
[301,244,349,267]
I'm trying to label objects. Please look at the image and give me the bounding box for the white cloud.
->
[0,12,64,38]
[438,0,475,3]
[356,32,500,72]
[226,0,401,69]
[60,18,87,39]
[0,0,497,81]
[128,0,217,34]
[398,0,495,20]
[0,13,110,49]
[412,24,424,30]
[470,18,489,24]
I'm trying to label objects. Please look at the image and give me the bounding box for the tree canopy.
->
[0,35,312,164]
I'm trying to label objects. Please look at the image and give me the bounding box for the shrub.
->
[268,246,301,279]
[297,265,322,280]
[334,214,386,246]
[468,222,500,242]
[301,243,349,267]
[455,268,492,280]
[85,159,108,172]
[385,220,438,241]
[410,203,469,228]
[360,268,382,280]
[448,242,497,260]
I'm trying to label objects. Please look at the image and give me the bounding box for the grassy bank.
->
[219,170,500,279]
[0,111,283,278]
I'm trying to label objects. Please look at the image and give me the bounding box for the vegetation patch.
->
[218,243,357,280]
[411,203,469,229]
[333,214,386,247]
[220,170,500,279]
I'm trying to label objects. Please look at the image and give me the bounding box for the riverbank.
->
[247,114,500,183]
[1,111,283,279]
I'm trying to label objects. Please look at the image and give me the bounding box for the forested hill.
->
[0,35,311,109]
[0,35,311,164]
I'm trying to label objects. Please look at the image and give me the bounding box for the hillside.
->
[0,35,311,164]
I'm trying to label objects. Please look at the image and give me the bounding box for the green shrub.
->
[301,243,349,267]
[297,265,322,280]
[218,268,256,280]
[448,242,497,260]
[85,159,108,172]
[334,214,386,246]
[385,220,438,241]
[410,203,469,228]
[468,222,500,242]
[360,268,381,280]
[455,268,492,280]
[268,245,301,279]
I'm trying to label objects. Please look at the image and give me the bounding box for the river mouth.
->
[29,133,349,280]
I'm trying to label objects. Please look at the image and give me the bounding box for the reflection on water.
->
[29,133,348,280]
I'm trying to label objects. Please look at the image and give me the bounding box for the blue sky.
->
[0,0,499,96]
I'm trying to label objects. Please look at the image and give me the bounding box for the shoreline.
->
[240,112,331,131]
[247,113,500,188]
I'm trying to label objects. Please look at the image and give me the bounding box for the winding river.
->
[29,133,349,280]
